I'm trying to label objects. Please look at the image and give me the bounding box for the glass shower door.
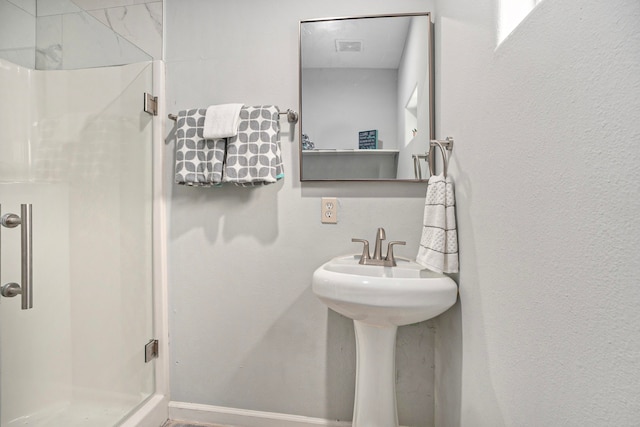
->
[0,58,155,426]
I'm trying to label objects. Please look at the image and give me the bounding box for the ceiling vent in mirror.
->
[335,40,363,52]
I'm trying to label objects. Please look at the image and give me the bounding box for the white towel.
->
[203,103,244,139]
[416,173,459,273]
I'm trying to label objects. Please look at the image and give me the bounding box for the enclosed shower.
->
[0,1,165,425]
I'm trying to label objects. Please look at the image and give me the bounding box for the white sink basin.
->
[312,254,458,327]
[312,254,458,427]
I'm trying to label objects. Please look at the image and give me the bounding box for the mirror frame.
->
[298,12,435,182]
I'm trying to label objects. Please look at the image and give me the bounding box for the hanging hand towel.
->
[174,108,226,186]
[202,103,244,139]
[416,142,459,273]
[223,106,284,186]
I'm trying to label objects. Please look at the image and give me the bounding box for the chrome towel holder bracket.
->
[412,137,454,179]
[431,136,454,151]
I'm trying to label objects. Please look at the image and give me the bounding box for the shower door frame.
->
[120,60,170,427]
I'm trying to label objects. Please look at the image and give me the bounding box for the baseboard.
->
[168,401,352,427]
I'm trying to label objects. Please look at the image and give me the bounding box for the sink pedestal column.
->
[352,320,399,427]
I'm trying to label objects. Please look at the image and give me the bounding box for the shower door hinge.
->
[144,339,159,363]
[143,93,158,116]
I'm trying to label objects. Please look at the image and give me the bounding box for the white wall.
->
[164,0,436,425]
[434,0,640,425]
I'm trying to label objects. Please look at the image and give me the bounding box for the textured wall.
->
[164,0,437,425]
[434,0,640,425]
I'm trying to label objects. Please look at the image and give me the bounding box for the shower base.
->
[5,392,149,427]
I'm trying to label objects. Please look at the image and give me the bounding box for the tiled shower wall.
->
[0,0,36,68]
[0,0,162,69]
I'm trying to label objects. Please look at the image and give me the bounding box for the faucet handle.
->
[384,241,406,266]
[352,238,371,264]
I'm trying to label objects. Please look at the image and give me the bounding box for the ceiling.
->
[301,16,413,69]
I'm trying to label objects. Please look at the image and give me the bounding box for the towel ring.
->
[433,141,449,178]
[428,137,454,177]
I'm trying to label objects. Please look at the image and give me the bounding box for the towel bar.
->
[168,108,299,124]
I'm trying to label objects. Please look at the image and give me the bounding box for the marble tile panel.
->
[88,2,162,59]
[7,0,35,15]
[0,0,35,50]
[36,15,63,69]
[0,47,35,69]
[72,0,149,11]
[36,0,81,16]
[61,11,151,69]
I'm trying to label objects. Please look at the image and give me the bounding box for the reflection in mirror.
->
[299,13,434,181]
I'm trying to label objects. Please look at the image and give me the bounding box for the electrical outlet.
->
[321,197,338,224]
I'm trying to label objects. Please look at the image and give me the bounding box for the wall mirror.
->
[299,13,434,182]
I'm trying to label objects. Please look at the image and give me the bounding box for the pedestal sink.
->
[312,254,457,427]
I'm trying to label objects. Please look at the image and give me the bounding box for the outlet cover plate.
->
[321,197,338,224]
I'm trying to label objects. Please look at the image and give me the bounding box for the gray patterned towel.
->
[223,106,284,186]
[174,108,226,186]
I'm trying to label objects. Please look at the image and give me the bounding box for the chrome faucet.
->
[372,227,386,260]
[352,227,406,267]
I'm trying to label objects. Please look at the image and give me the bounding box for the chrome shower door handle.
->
[21,204,33,309]
[0,204,33,310]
